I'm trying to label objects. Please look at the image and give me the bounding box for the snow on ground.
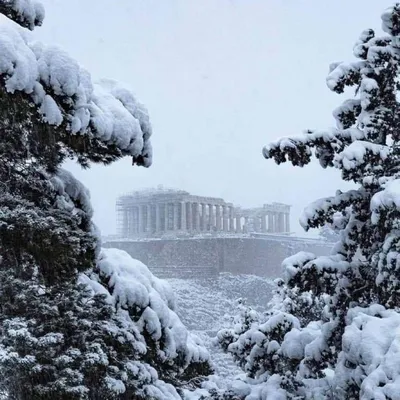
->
[167,273,273,332]
[166,273,274,392]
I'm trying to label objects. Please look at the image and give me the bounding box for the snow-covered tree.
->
[0,2,210,398]
[216,4,400,399]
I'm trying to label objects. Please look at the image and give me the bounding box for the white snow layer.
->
[216,300,400,399]
[50,168,93,218]
[0,14,152,165]
[382,5,400,36]
[49,168,102,257]
[79,248,210,399]
[300,189,364,231]
[336,305,400,399]
[326,60,365,91]
[371,179,400,224]
[95,248,209,366]
[262,127,366,163]
[0,0,45,30]
[334,140,390,171]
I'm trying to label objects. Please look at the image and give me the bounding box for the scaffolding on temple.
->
[115,187,291,238]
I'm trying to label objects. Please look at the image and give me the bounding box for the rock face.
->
[104,235,332,278]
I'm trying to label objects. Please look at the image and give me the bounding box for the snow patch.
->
[371,179,400,224]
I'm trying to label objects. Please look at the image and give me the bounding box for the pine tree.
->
[217,4,400,399]
[0,1,210,398]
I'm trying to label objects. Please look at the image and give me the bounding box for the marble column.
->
[201,203,207,231]
[254,216,261,232]
[146,204,152,233]
[208,204,214,231]
[131,208,136,235]
[222,205,228,231]
[193,203,200,231]
[136,207,140,233]
[186,203,193,231]
[244,216,249,233]
[126,209,131,236]
[124,209,131,237]
[138,205,144,233]
[131,207,137,234]
[155,203,161,232]
[180,202,186,230]
[268,212,274,233]
[125,209,130,236]
[261,213,267,233]
[278,212,285,233]
[122,210,128,237]
[216,205,221,231]
[173,203,179,231]
[229,206,235,232]
[128,209,133,236]
[285,213,290,233]
[236,215,241,233]
[164,203,169,231]
[126,208,131,235]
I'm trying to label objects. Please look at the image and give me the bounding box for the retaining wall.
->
[104,235,332,278]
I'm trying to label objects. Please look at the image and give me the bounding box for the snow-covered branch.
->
[0,0,44,30]
[300,189,366,230]
[0,15,152,167]
[263,128,365,169]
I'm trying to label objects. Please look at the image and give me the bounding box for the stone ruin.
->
[116,186,291,238]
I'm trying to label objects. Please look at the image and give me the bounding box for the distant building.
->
[116,186,290,238]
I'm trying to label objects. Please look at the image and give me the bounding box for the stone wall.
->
[104,236,332,278]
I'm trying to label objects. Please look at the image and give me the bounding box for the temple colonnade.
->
[117,187,290,237]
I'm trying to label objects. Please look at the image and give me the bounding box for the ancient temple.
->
[116,186,290,238]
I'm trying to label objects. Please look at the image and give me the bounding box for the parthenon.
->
[116,186,290,238]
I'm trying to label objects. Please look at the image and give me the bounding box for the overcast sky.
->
[35,0,386,236]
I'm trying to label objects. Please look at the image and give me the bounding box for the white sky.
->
[35,0,386,236]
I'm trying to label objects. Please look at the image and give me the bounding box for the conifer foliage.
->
[0,1,210,399]
[217,4,400,399]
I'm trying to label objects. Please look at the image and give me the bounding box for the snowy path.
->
[193,330,243,382]
[166,274,273,391]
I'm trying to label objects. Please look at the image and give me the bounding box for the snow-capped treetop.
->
[263,6,400,177]
[0,0,44,30]
[0,7,152,168]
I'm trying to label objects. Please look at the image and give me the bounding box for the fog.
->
[35,0,384,236]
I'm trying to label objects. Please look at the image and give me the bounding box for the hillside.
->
[166,273,274,395]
